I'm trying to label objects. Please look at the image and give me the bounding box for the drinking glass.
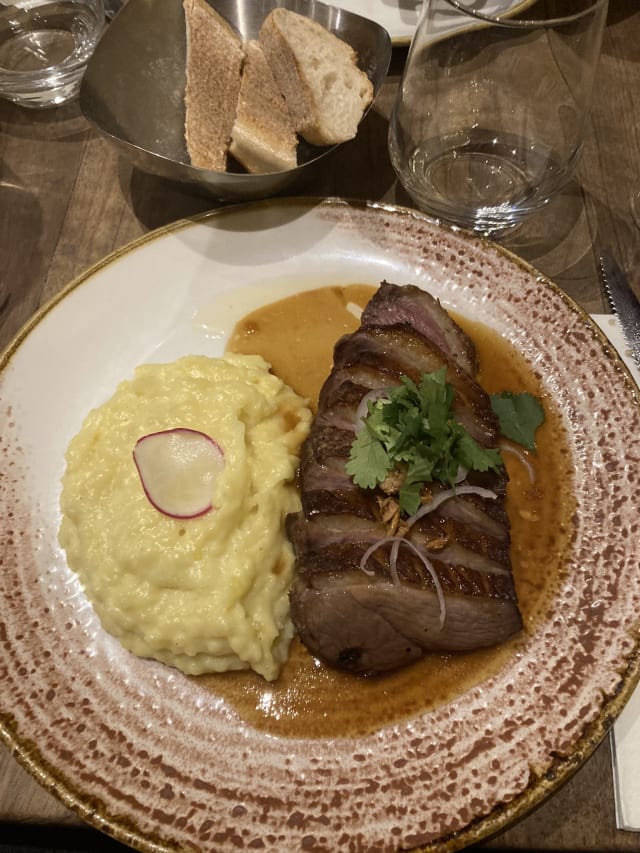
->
[0,0,105,108]
[388,0,609,233]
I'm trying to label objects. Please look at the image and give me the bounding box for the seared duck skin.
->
[289,282,523,674]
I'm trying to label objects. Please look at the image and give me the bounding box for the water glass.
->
[0,0,105,108]
[388,0,608,233]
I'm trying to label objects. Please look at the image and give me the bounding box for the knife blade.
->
[599,252,640,370]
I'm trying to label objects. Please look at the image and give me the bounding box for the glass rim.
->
[441,0,608,28]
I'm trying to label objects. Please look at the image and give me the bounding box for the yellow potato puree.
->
[58,354,311,681]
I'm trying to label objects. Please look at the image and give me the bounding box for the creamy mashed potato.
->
[59,354,311,681]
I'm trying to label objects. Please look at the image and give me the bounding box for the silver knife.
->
[599,252,640,370]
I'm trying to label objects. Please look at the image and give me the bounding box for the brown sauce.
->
[199,285,575,739]
[228,284,375,410]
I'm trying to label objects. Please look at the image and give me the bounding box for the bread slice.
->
[183,0,244,171]
[229,40,298,174]
[258,8,373,147]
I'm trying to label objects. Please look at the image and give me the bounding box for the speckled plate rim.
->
[1,196,640,853]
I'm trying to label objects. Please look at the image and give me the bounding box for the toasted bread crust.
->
[184,5,374,171]
[230,40,298,174]
[258,8,373,147]
[183,0,244,171]
[258,13,315,140]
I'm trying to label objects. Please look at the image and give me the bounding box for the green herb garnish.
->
[346,369,503,515]
[489,391,545,452]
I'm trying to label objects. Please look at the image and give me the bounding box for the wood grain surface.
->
[1,2,639,850]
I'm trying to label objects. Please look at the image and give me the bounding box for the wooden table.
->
[1,3,639,851]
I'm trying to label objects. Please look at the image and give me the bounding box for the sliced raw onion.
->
[355,389,390,425]
[499,441,535,483]
[133,428,225,519]
[358,536,396,576]
[389,537,401,586]
[454,465,469,484]
[406,485,497,528]
[393,537,446,630]
[359,535,446,630]
[357,483,500,632]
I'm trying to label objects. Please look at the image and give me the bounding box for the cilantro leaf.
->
[455,430,503,472]
[347,369,505,515]
[398,478,423,516]
[490,391,545,451]
[346,424,391,489]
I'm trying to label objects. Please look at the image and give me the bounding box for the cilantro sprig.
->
[346,369,503,515]
[489,391,545,451]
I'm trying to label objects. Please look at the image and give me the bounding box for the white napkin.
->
[591,315,640,831]
[591,314,640,386]
[612,689,640,831]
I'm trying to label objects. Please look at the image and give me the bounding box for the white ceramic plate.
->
[334,0,421,45]
[333,0,536,46]
[2,198,640,853]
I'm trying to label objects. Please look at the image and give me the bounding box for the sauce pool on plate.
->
[227,283,374,411]
[201,284,576,739]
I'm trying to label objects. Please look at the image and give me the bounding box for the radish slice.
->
[133,428,225,519]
